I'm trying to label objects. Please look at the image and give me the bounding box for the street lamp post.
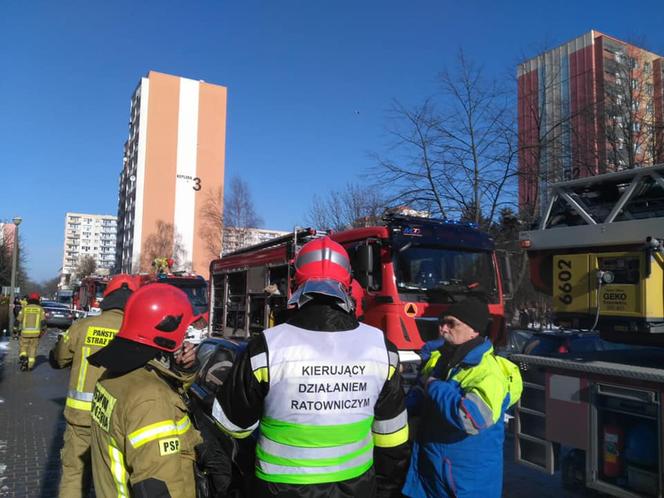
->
[7,216,22,338]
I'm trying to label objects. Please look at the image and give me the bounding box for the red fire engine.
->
[72,276,108,315]
[208,214,507,364]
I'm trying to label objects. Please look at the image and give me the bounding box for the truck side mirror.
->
[354,245,374,290]
[497,250,513,301]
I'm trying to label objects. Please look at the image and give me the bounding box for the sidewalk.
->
[0,332,68,497]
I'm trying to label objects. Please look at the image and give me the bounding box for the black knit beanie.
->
[440,297,490,335]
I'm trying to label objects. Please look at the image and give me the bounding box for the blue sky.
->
[1,0,663,281]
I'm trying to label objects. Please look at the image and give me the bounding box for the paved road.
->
[0,332,588,497]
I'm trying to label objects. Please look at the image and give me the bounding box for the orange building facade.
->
[116,71,227,275]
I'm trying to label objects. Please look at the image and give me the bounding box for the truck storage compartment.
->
[590,383,661,497]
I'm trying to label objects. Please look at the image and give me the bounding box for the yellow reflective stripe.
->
[388,365,396,380]
[253,367,269,383]
[108,438,129,497]
[77,346,90,392]
[214,420,254,439]
[373,425,409,448]
[21,330,40,337]
[128,415,191,448]
[66,397,92,411]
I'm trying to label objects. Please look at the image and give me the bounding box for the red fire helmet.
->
[117,283,193,353]
[289,237,354,312]
[104,274,139,297]
[28,292,40,301]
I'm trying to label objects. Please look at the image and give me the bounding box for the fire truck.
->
[134,259,210,343]
[514,164,664,497]
[72,276,108,316]
[208,214,508,364]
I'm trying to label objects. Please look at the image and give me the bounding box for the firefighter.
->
[88,283,202,498]
[17,292,45,371]
[49,274,138,498]
[213,236,410,498]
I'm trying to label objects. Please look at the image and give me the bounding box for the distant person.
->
[50,274,137,498]
[17,292,45,371]
[402,297,522,498]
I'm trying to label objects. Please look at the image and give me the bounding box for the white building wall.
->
[61,212,117,285]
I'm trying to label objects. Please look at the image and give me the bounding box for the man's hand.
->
[175,341,197,369]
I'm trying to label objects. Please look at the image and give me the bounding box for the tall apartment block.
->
[61,213,117,285]
[518,30,664,216]
[221,227,290,256]
[116,71,227,275]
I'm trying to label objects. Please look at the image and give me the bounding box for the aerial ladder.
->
[514,164,664,497]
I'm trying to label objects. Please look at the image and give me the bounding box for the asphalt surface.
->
[0,331,589,497]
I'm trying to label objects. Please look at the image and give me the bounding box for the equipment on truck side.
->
[208,214,508,365]
[513,164,664,497]
[519,164,664,346]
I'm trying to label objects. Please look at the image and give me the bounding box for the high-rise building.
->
[61,212,117,285]
[221,227,290,256]
[518,30,664,216]
[116,71,227,275]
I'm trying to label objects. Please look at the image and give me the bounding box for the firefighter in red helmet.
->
[213,236,410,498]
[88,283,202,498]
[17,292,45,371]
[50,273,138,498]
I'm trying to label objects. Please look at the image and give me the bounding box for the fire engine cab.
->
[208,214,507,365]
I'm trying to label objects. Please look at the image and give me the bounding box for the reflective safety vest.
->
[20,304,44,337]
[256,323,391,485]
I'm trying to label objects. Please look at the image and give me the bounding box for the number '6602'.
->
[557,259,572,305]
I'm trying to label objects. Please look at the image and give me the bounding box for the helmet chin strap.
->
[153,351,173,370]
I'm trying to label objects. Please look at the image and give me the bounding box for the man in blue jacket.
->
[403,297,522,498]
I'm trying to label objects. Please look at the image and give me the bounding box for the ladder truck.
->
[514,164,664,497]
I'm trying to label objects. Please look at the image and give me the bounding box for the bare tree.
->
[0,230,28,290]
[306,182,387,231]
[198,186,224,259]
[141,221,186,272]
[75,255,97,280]
[374,50,517,228]
[222,177,263,251]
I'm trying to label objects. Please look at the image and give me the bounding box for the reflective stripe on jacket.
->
[403,338,522,498]
[52,309,123,425]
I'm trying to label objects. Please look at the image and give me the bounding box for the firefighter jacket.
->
[90,358,203,498]
[402,338,523,498]
[213,302,410,498]
[18,304,45,337]
[51,309,123,426]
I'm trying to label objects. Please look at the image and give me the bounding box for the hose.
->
[590,271,604,332]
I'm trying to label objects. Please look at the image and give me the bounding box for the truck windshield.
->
[164,280,209,315]
[394,245,498,303]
